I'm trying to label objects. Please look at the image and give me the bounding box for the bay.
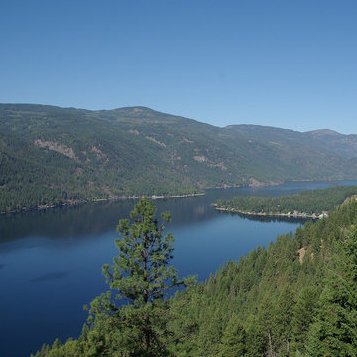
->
[0,180,356,356]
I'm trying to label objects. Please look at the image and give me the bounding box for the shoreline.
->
[0,192,206,216]
[214,205,328,219]
[2,178,352,216]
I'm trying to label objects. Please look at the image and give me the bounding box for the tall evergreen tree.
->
[272,287,295,356]
[88,199,194,356]
[291,286,319,354]
[306,227,357,356]
[218,314,247,357]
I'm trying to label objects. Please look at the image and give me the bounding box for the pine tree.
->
[291,286,319,354]
[218,314,247,357]
[306,227,357,356]
[271,287,295,356]
[87,199,194,356]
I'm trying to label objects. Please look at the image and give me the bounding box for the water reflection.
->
[2,180,355,245]
[0,200,134,243]
[0,180,356,357]
[218,211,308,224]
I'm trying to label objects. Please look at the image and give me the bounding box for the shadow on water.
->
[0,180,356,246]
[30,271,69,283]
[0,200,135,243]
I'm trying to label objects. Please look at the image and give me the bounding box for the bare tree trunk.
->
[287,339,290,355]
[267,329,275,357]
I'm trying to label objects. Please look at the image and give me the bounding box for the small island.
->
[215,185,357,219]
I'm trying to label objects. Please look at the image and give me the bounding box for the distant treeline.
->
[216,185,357,216]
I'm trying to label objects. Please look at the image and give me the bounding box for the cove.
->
[0,180,356,357]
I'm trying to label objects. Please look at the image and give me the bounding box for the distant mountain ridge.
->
[0,103,357,212]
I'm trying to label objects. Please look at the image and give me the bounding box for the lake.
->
[0,180,356,356]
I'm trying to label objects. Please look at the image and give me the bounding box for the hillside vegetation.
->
[216,185,357,217]
[32,197,357,356]
[1,104,357,213]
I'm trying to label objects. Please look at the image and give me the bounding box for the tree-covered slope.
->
[216,185,357,217]
[1,103,357,213]
[227,124,357,160]
[166,198,357,356]
[32,197,357,356]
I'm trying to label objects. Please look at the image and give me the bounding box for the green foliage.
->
[2,103,357,213]
[86,200,194,356]
[102,200,186,306]
[306,227,357,356]
[217,185,357,216]
[291,286,319,352]
[165,199,357,356]
[35,198,357,357]
[218,314,247,357]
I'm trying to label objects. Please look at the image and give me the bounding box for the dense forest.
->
[216,185,357,217]
[32,197,357,356]
[2,103,357,213]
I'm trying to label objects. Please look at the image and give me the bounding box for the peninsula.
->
[215,185,357,218]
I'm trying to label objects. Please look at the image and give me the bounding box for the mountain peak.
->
[306,129,341,136]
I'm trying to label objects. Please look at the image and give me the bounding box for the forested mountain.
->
[32,197,357,356]
[1,103,357,213]
[227,125,357,159]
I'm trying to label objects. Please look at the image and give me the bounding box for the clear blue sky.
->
[1,0,356,133]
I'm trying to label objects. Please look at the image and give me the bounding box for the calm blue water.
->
[0,181,356,356]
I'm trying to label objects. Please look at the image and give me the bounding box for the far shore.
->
[2,178,349,216]
[214,205,328,219]
[0,192,206,216]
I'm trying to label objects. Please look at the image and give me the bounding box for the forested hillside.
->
[216,185,357,217]
[2,103,357,213]
[33,197,357,356]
